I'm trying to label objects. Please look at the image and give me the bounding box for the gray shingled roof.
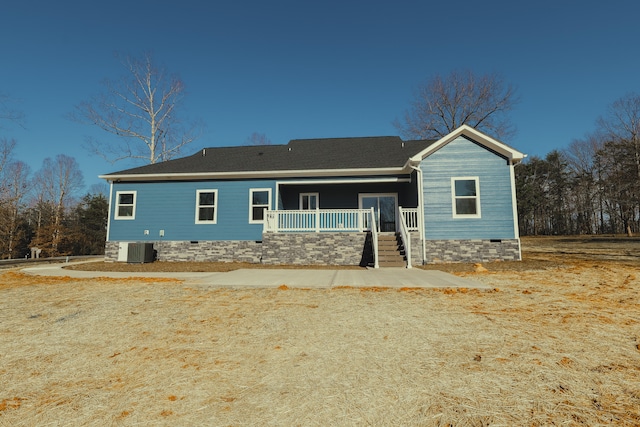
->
[104,136,437,177]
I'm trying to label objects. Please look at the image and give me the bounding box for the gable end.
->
[410,125,526,165]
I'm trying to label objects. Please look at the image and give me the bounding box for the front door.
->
[359,193,398,232]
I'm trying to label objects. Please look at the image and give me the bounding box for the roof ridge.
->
[289,135,401,142]
[195,136,407,152]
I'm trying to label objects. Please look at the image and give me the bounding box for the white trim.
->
[510,162,524,261]
[509,164,520,239]
[299,192,319,210]
[195,189,218,224]
[114,190,137,220]
[249,188,272,224]
[278,177,411,185]
[410,124,526,163]
[106,182,113,241]
[100,167,410,182]
[451,177,481,218]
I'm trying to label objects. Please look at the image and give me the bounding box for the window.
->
[249,188,271,223]
[300,193,319,210]
[195,190,218,223]
[115,191,136,219]
[452,177,480,218]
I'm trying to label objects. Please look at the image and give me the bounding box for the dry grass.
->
[1,243,640,425]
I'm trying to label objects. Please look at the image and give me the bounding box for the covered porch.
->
[262,177,424,268]
[273,178,421,231]
[262,207,421,268]
[263,205,422,268]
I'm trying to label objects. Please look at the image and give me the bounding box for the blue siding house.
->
[101,125,526,266]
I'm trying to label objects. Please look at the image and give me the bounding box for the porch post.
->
[410,164,426,265]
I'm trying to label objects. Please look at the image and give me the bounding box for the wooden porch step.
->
[378,254,405,261]
[375,233,407,267]
[378,260,407,267]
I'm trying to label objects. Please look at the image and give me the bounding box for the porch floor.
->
[23,264,489,289]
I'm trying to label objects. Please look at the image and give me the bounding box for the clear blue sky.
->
[1,0,638,191]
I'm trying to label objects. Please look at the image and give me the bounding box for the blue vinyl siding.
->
[108,180,276,241]
[421,136,516,240]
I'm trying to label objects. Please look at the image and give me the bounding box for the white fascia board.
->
[277,177,411,185]
[409,124,527,163]
[99,166,411,182]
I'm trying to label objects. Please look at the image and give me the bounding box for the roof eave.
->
[100,166,411,182]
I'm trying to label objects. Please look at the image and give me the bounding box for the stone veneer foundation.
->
[104,235,520,265]
[104,240,262,263]
[424,239,521,263]
[104,232,373,266]
[408,231,423,266]
[261,232,370,265]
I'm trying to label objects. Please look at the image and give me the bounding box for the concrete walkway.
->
[20,262,490,290]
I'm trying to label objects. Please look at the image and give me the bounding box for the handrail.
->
[398,206,412,269]
[370,207,379,268]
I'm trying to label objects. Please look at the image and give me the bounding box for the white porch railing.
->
[400,207,419,231]
[264,208,420,234]
[264,209,373,233]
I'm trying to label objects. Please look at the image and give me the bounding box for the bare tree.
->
[564,133,605,233]
[32,155,84,256]
[597,92,640,180]
[245,132,272,146]
[0,93,25,129]
[71,52,201,164]
[0,161,30,258]
[0,138,16,183]
[395,70,519,140]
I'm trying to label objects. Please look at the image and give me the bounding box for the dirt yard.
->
[1,236,639,425]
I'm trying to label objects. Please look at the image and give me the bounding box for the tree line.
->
[516,93,640,236]
[0,138,107,259]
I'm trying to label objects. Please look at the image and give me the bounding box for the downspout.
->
[106,181,114,243]
[510,157,526,261]
[409,163,426,265]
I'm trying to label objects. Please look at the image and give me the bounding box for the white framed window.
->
[115,191,136,220]
[195,189,218,224]
[299,193,319,210]
[249,188,272,223]
[452,177,481,218]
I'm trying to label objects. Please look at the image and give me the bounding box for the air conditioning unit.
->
[127,243,155,263]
